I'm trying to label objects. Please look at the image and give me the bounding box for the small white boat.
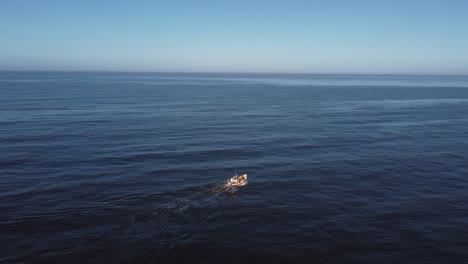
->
[226,173,248,187]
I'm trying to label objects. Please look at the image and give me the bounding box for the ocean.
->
[1,72,468,263]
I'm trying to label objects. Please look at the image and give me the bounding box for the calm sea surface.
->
[1,72,468,263]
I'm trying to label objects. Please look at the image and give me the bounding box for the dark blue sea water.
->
[1,72,468,264]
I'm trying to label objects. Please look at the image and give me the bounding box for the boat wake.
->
[0,181,243,263]
[159,183,239,214]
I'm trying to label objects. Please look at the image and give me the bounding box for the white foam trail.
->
[157,183,239,215]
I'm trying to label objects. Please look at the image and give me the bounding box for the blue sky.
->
[1,0,467,74]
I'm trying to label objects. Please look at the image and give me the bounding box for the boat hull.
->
[227,181,248,187]
[226,174,248,187]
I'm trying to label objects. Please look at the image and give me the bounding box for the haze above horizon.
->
[1,1,467,75]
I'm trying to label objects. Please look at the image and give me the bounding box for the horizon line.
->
[1,69,467,77]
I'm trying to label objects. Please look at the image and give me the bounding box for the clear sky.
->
[1,0,467,74]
